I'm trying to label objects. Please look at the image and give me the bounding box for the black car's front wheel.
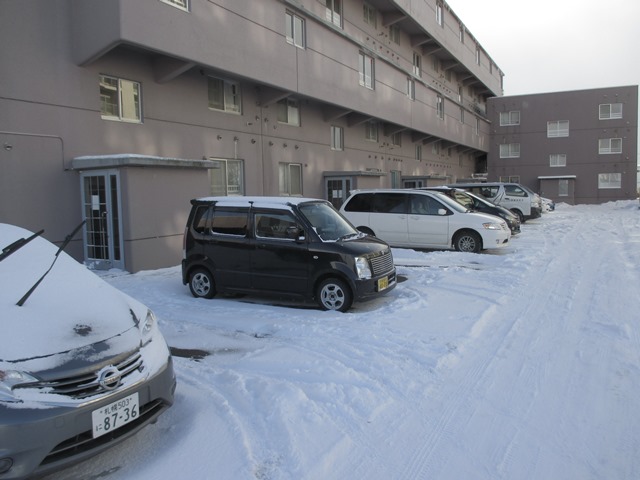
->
[316,278,353,312]
[453,231,482,253]
[189,268,216,299]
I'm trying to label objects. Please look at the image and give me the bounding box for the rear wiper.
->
[17,220,86,307]
[0,229,44,263]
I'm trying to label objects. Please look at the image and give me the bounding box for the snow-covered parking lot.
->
[48,200,640,480]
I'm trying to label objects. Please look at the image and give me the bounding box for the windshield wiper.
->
[17,220,86,307]
[0,229,44,263]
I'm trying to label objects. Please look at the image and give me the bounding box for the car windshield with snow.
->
[0,223,176,480]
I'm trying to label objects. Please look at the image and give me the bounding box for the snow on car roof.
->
[193,196,328,208]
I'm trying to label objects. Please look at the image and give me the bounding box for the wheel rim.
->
[458,235,476,252]
[320,283,345,310]
[192,272,211,297]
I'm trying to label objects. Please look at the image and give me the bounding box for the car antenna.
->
[17,220,86,307]
[0,229,44,263]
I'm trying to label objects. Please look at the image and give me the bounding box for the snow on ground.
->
[47,201,640,480]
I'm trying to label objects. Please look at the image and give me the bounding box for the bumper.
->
[481,230,511,250]
[0,355,176,480]
[352,269,397,302]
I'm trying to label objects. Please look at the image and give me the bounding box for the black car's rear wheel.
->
[189,268,216,299]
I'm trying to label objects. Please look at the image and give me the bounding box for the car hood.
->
[0,224,145,371]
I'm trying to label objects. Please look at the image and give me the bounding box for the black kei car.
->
[422,186,521,235]
[181,196,397,312]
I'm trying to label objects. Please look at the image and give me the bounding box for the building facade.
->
[487,86,638,204]
[1,0,502,272]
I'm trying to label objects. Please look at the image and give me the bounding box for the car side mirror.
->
[437,208,448,216]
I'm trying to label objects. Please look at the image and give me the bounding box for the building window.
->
[459,24,464,43]
[436,1,444,26]
[365,121,378,142]
[547,120,569,137]
[415,144,422,161]
[475,118,480,135]
[363,2,377,27]
[598,173,621,189]
[210,159,244,196]
[160,0,188,11]
[558,179,569,197]
[413,52,422,77]
[550,153,567,167]
[100,75,142,122]
[436,94,444,119]
[358,52,375,89]
[391,132,402,147]
[279,163,303,196]
[208,76,241,114]
[460,107,464,123]
[499,143,520,158]
[499,111,520,126]
[432,141,440,155]
[285,11,305,48]
[331,125,344,150]
[391,170,401,188]
[277,98,300,126]
[475,46,481,65]
[599,138,622,154]
[599,103,623,119]
[389,24,401,44]
[326,0,342,28]
[407,78,415,100]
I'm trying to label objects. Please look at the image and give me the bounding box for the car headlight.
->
[355,257,372,279]
[482,222,502,230]
[140,309,157,345]
[0,370,38,402]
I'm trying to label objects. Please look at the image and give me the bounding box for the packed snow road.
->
[46,201,640,480]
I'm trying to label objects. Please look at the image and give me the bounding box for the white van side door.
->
[407,194,449,247]
[369,193,410,245]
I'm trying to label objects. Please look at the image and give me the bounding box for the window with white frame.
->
[599,103,623,120]
[391,132,402,147]
[365,121,378,142]
[391,170,401,188]
[100,75,142,122]
[599,138,622,154]
[277,97,300,126]
[331,125,344,150]
[558,179,569,196]
[208,76,241,114]
[499,143,520,158]
[547,120,569,137]
[436,1,444,26]
[285,11,305,48]
[407,78,415,100]
[160,0,188,11]
[436,94,444,120]
[358,52,375,89]
[326,0,342,27]
[415,144,422,161]
[363,2,377,27]
[500,111,520,126]
[389,24,400,44]
[598,173,621,189]
[550,153,567,167]
[413,52,422,77]
[279,163,303,196]
[210,159,244,196]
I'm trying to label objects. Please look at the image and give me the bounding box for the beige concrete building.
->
[1,0,502,272]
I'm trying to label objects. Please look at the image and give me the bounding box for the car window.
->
[210,208,248,236]
[255,212,298,240]
[192,206,212,234]
[299,201,358,241]
[453,192,473,208]
[504,185,527,197]
[344,193,374,212]
[373,193,407,214]
[410,194,443,215]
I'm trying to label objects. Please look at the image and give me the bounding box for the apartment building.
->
[0,0,502,272]
[487,86,638,204]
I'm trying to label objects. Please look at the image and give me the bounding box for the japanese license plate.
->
[377,276,389,291]
[92,392,140,438]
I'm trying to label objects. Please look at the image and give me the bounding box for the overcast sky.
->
[445,0,640,97]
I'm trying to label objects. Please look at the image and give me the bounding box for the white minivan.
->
[449,182,542,222]
[339,189,511,253]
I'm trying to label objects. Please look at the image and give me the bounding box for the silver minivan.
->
[340,189,510,253]
[449,182,542,222]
